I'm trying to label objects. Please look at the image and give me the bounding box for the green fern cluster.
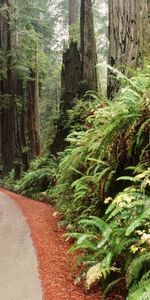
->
[15,156,57,199]
[66,167,150,298]
[127,270,150,300]
[0,169,16,190]
[50,66,150,224]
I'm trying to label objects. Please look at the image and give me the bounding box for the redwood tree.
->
[0,0,18,176]
[51,0,81,154]
[27,67,40,159]
[0,0,40,176]
[107,0,150,99]
[51,0,98,154]
[80,0,97,91]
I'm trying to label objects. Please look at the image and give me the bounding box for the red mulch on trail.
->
[0,189,126,300]
[0,189,101,300]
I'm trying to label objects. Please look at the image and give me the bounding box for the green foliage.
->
[15,156,57,200]
[126,253,150,287]
[0,169,16,190]
[50,67,150,224]
[127,271,150,300]
[66,166,150,298]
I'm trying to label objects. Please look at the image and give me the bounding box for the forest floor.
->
[0,189,125,300]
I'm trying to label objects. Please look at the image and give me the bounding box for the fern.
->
[127,280,150,300]
[50,66,150,224]
[86,263,120,289]
[66,165,150,299]
[12,66,150,299]
[126,253,150,287]
[78,216,108,232]
[102,278,124,300]
[15,156,57,199]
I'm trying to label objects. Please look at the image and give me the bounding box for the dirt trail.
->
[0,189,101,300]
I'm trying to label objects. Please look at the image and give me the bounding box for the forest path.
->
[0,191,42,300]
[0,189,101,300]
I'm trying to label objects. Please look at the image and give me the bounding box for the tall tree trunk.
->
[80,0,98,91]
[69,0,80,42]
[51,0,98,155]
[50,42,81,154]
[107,0,150,99]
[27,68,40,159]
[69,0,80,26]
[0,0,29,177]
[51,1,81,154]
[0,0,17,176]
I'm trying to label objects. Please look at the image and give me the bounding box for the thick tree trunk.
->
[27,69,40,159]
[50,0,81,154]
[0,0,30,176]
[80,0,98,91]
[14,80,29,178]
[50,42,81,154]
[0,0,17,176]
[107,0,150,99]
[51,0,98,155]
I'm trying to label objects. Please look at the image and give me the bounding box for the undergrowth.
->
[66,165,150,299]
[49,66,150,225]
[1,66,150,299]
[14,156,57,200]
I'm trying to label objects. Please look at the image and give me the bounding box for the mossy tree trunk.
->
[107,0,150,99]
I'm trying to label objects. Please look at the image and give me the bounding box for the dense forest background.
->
[0,1,150,299]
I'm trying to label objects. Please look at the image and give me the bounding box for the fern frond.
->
[127,279,150,300]
[102,278,124,300]
[125,208,150,236]
[86,263,120,289]
[126,253,150,287]
[78,216,108,232]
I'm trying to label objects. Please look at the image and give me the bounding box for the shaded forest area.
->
[0,0,150,299]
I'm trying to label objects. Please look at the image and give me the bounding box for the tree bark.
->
[107,0,150,99]
[0,0,17,176]
[69,0,80,26]
[0,0,30,177]
[80,0,98,91]
[50,42,81,154]
[27,68,40,159]
[51,0,98,155]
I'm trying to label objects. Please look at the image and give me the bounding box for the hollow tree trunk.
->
[107,0,150,99]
